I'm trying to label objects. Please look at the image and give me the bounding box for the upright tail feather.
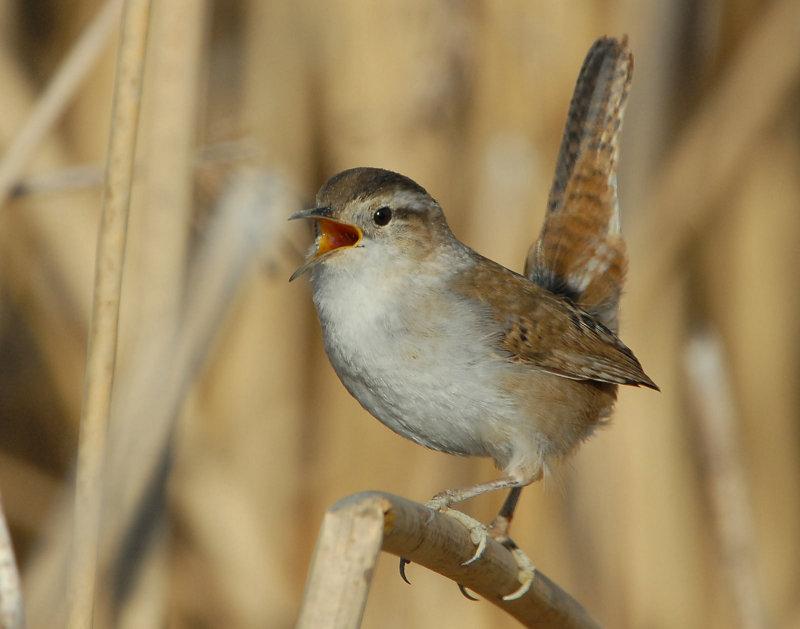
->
[525,36,633,333]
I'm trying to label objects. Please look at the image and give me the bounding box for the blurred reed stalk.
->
[628,0,800,298]
[0,492,23,629]
[684,330,767,629]
[67,1,152,627]
[0,0,123,209]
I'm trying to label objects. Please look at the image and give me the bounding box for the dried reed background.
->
[0,1,798,627]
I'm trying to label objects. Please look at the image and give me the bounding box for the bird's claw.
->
[415,497,536,601]
[398,557,412,584]
[424,500,489,565]
[444,506,537,600]
[501,544,536,601]
[458,583,480,601]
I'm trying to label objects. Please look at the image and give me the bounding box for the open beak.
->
[289,207,362,281]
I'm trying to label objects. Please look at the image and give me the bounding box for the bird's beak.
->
[289,207,363,281]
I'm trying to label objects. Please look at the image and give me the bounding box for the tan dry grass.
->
[0,1,798,628]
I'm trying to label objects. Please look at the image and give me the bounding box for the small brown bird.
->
[291,36,657,598]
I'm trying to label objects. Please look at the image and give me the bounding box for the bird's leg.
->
[487,487,536,601]
[398,477,521,585]
[422,476,522,566]
[401,477,539,600]
[426,476,522,510]
[487,486,522,542]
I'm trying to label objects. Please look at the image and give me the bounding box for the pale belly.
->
[313,268,516,460]
[310,261,613,475]
[326,334,512,459]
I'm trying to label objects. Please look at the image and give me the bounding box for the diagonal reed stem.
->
[0,0,123,210]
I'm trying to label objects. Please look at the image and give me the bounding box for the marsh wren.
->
[290,36,657,599]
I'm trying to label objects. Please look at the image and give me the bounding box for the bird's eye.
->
[373,206,392,226]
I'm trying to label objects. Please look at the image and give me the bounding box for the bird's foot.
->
[499,540,536,601]
[424,498,489,565]
[398,495,535,601]
[486,513,535,600]
[397,499,487,589]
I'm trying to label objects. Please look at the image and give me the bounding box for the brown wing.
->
[525,36,633,333]
[452,259,658,389]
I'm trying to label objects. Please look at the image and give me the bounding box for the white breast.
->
[309,246,518,462]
